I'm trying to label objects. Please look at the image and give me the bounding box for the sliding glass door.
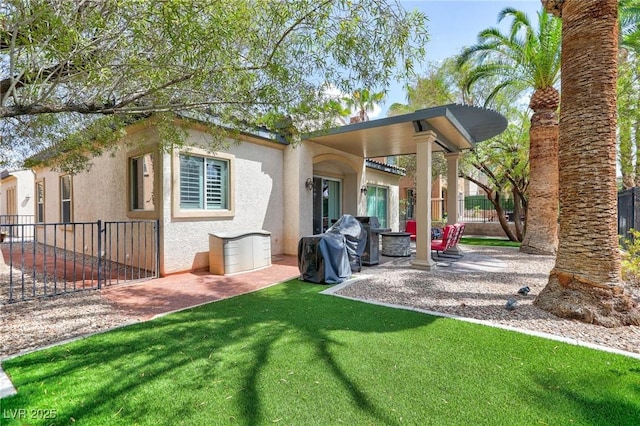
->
[312,177,342,234]
[366,185,388,228]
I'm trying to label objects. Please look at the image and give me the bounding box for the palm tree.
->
[617,0,640,188]
[457,8,562,255]
[535,0,640,326]
[619,0,640,53]
[342,88,386,123]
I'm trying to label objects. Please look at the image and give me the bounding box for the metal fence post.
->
[97,220,102,289]
[155,219,160,278]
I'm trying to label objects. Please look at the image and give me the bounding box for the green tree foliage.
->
[617,0,640,188]
[617,56,640,188]
[458,7,562,254]
[341,88,386,122]
[0,0,428,170]
[457,7,561,105]
[388,58,466,178]
[620,0,640,53]
[392,58,530,240]
[460,107,530,241]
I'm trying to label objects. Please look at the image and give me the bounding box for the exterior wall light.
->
[305,178,315,191]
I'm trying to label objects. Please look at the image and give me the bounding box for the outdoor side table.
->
[380,232,412,257]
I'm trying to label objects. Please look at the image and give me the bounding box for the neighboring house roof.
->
[176,111,289,145]
[0,169,28,181]
[365,158,406,176]
[304,103,507,157]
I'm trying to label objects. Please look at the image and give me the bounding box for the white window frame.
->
[60,175,72,223]
[366,184,389,228]
[172,149,235,219]
[35,180,45,223]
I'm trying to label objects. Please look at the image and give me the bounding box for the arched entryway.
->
[312,154,361,235]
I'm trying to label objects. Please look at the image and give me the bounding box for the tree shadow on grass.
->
[524,367,640,424]
[2,279,436,425]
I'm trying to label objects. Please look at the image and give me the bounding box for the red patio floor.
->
[100,255,301,321]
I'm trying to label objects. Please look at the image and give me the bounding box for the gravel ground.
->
[1,245,639,359]
[0,291,136,358]
[336,245,640,357]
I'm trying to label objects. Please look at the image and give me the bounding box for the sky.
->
[370,0,541,118]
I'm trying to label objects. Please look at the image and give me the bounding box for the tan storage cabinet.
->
[209,230,271,275]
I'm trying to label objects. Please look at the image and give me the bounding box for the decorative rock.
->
[505,298,518,311]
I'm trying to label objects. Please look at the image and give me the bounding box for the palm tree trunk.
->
[535,0,640,327]
[520,87,559,255]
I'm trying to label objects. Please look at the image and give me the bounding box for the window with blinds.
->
[180,154,228,210]
[60,175,72,223]
[36,181,45,223]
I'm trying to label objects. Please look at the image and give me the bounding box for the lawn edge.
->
[323,277,640,361]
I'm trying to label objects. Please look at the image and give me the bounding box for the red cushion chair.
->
[432,223,466,259]
[431,224,457,255]
[405,219,417,241]
[452,223,466,246]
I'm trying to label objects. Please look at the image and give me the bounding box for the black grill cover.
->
[297,214,367,284]
[326,214,368,264]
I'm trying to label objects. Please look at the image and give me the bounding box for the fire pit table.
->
[380,232,412,257]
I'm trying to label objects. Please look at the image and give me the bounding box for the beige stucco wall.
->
[34,126,160,224]
[283,143,314,255]
[0,169,35,240]
[161,127,286,273]
[463,222,517,238]
[0,169,35,217]
[31,122,286,275]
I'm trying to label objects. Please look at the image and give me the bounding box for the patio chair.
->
[452,222,465,246]
[438,223,467,258]
[430,224,457,258]
[405,219,417,241]
[406,220,442,241]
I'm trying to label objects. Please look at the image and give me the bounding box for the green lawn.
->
[2,280,639,425]
[460,236,522,247]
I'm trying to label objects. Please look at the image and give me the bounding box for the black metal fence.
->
[0,219,159,303]
[618,187,640,244]
[0,214,35,240]
[426,197,518,223]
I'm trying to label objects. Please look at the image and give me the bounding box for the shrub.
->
[620,229,640,288]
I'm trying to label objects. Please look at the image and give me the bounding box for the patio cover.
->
[305,103,507,270]
[307,103,506,156]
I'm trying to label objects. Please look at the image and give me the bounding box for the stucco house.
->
[0,169,35,240]
[26,104,506,276]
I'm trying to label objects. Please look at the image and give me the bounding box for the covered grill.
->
[355,216,391,265]
[297,214,368,284]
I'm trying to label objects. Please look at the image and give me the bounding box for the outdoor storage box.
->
[209,230,271,275]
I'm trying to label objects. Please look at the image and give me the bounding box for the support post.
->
[411,131,437,270]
